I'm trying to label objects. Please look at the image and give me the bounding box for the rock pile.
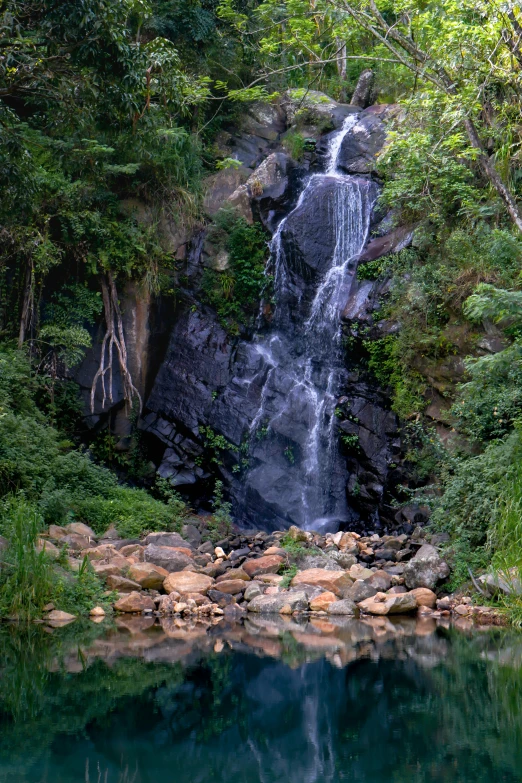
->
[39,519,460,621]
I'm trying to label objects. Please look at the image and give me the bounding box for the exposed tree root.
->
[90,273,142,415]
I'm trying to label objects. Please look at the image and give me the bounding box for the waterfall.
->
[240,116,377,531]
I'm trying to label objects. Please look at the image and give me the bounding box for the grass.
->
[0,495,113,620]
[0,497,55,621]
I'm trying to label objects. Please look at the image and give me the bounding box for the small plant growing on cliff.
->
[284,446,295,464]
[341,433,359,450]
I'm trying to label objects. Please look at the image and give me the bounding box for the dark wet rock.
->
[181,524,202,547]
[208,589,236,607]
[247,591,309,614]
[350,69,375,109]
[317,105,394,175]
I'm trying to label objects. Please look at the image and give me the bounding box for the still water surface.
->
[1,616,522,783]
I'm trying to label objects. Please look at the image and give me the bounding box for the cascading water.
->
[238,115,378,531]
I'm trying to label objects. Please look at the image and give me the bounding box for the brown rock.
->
[65,522,96,539]
[216,568,250,583]
[105,575,142,592]
[243,555,284,578]
[172,546,194,558]
[36,539,60,559]
[46,610,76,624]
[113,592,155,613]
[163,571,214,595]
[120,544,144,558]
[89,606,106,617]
[208,589,236,607]
[129,562,169,589]
[264,546,287,557]
[213,579,247,595]
[310,591,338,611]
[62,533,91,551]
[454,604,471,616]
[92,563,124,580]
[48,525,67,540]
[82,544,117,561]
[358,591,418,616]
[291,568,353,597]
[410,587,437,608]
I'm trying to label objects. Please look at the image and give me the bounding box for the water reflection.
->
[1,618,522,782]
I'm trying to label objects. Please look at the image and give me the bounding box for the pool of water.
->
[1,615,522,782]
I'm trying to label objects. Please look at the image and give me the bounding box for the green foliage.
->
[0,346,187,540]
[341,433,359,450]
[281,132,306,161]
[283,446,295,464]
[278,563,298,587]
[279,533,308,559]
[0,497,55,620]
[201,480,233,543]
[364,334,426,418]
[201,210,268,332]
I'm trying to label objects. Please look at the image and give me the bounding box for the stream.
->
[2,619,522,782]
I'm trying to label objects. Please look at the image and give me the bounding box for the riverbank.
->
[27,518,507,628]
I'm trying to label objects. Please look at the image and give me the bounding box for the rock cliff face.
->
[76,91,411,533]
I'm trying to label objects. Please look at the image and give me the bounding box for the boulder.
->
[113,592,155,613]
[244,581,263,601]
[64,522,96,539]
[216,568,250,582]
[223,603,247,622]
[163,572,214,596]
[89,606,106,617]
[213,579,246,595]
[247,591,309,614]
[61,533,90,551]
[403,544,450,590]
[310,591,338,611]
[347,579,379,604]
[203,166,251,216]
[348,564,374,580]
[366,570,392,592]
[410,587,437,608]
[478,568,522,597]
[291,568,353,596]
[46,610,76,625]
[48,525,67,540]
[318,105,394,174]
[181,523,202,547]
[208,589,236,607]
[36,539,60,560]
[144,544,195,572]
[358,591,417,616]
[129,562,169,590]
[327,599,357,616]
[144,532,192,549]
[105,575,142,592]
[82,544,117,561]
[242,555,284,578]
